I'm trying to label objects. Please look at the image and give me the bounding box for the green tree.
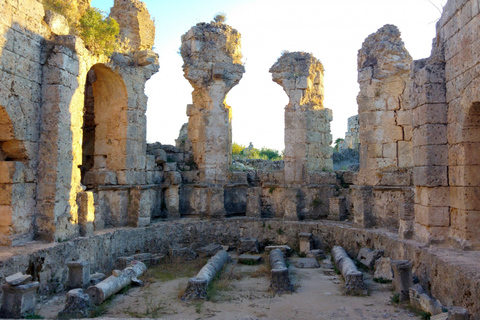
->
[78,8,120,56]
[334,138,344,153]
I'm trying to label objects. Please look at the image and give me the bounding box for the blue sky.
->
[92,0,446,151]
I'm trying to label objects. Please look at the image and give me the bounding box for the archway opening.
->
[81,64,128,187]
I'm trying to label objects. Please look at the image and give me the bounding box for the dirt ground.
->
[37,253,422,319]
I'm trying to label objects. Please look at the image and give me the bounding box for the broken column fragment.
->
[86,260,147,305]
[269,248,293,294]
[182,250,230,300]
[391,260,413,302]
[331,246,367,295]
[180,19,245,184]
[270,52,333,184]
[58,288,94,319]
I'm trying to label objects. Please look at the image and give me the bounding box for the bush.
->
[232,142,245,156]
[78,8,120,56]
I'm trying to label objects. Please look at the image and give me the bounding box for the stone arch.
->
[0,105,28,246]
[81,64,128,186]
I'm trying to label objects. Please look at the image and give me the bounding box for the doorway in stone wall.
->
[81,64,128,187]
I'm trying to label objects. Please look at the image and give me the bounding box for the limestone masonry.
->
[1,0,480,317]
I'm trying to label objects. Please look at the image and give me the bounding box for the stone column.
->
[180,21,245,183]
[270,52,332,184]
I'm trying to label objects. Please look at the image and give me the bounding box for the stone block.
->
[154,149,167,164]
[0,282,39,318]
[447,307,469,320]
[295,258,319,269]
[415,204,450,227]
[412,124,448,147]
[67,261,90,289]
[57,288,93,319]
[413,145,448,166]
[298,232,312,253]
[44,10,69,35]
[166,171,182,185]
[239,237,259,254]
[415,187,450,207]
[398,141,413,168]
[413,166,448,187]
[163,162,177,172]
[77,191,94,237]
[391,260,413,302]
[374,257,393,281]
[5,273,32,286]
[357,248,384,269]
[116,256,134,270]
[307,249,326,259]
[238,254,262,265]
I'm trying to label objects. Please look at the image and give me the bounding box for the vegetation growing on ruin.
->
[232,142,283,161]
[78,8,120,56]
[42,0,77,28]
[42,1,122,56]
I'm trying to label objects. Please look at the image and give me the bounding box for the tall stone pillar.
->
[180,21,244,183]
[180,20,244,217]
[270,52,332,185]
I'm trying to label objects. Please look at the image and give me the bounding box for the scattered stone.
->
[44,10,70,35]
[295,258,319,269]
[331,246,367,295]
[0,282,40,318]
[151,254,165,265]
[198,244,223,258]
[182,250,231,300]
[307,249,326,259]
[410,284,443,315]
[357,247,384,269]
[374,257,393,281]
[57,288,93,319]
[239,238,259,254]
[391,260,413,302]
[431,313,448,320]
[238,254,262,265]
[447,307,469,320]
[5,272,32,286]
[269,248,293,294]
[67,260,90,289]
[89,273,106,286]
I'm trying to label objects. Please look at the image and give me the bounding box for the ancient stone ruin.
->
[0,0,480,318]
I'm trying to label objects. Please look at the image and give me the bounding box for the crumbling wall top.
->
[110,0,155,51]
[180,21,244,89]
[358,24,412,80]
[269,51,324,109]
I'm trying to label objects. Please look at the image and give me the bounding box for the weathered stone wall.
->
[0,0,51,246]
[270,52,333,182]
[352,25,415,232]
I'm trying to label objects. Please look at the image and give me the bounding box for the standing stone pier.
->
[180,18,245,217]
[270,52,333,184]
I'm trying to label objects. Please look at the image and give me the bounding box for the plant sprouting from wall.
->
[78,8,120,56]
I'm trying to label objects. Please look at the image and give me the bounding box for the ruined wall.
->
[352,25,414,231]
[270,52,333,183]
[110,0,155,51]
[0,0,159,246]
[339,115,360,151]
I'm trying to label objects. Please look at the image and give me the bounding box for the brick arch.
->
[81,63,128,186]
